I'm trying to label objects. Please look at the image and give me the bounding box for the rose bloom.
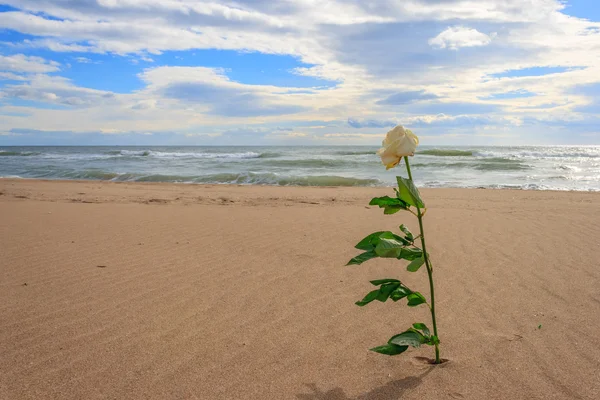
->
[377,125,419,170]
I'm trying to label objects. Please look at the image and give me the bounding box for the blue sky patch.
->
[153,50,336,88]
[376,90,439,105]
[561,0,600,22]
[0,4,20,13]
[347,118,397,128]
[480,90,536,100]
[489,66,584,79]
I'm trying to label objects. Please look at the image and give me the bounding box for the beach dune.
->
[1,179,599,399]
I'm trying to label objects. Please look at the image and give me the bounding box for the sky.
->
[1,0,600,146]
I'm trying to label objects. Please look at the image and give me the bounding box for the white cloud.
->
[1,75,118,108]
[0,54,60,73]
[429,26,494,50]
[0,72,30,81]
[73,57,97,64]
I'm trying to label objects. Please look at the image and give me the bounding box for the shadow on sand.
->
[296,367,434,400]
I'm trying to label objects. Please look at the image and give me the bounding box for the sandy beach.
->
[1,178,599,400]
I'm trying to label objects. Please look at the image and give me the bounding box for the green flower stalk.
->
[404,156,440,364]
[347,125,442,364]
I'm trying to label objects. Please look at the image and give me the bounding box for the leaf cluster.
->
[347,226,424,272]
[370,323,440,356]
[355,279,427,308]
[368,177,425,215]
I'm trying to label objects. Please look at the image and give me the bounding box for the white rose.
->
[377,125,419,170]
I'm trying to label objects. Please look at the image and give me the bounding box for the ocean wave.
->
[106,150,151,156]
[257,152,282,158]
[419,181,589,191]
[479,157,523,164]
[72,171,124,180]
[557,165,583,172]
[474,162,530,171]
[158,151,261,159]
[191,172,380,186]
[0,150,41,156]
[419,149,474,157]
[259,159,357,168]
[41,153,115,160]
[335,150,377,156]
[30,150,274,161]
[411,159,530,171]
[104,150,279,160]
[25,170,380,186]
[477,149,600,160]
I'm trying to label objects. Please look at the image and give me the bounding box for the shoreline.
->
[2,179,600,210]
[2,177,599,195]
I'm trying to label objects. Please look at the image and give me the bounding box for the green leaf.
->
[375,282,400,302]
[399,224,414,241]
[374,238,404,258]
[369,196,410,209]
[369,196,411,215]
[430,335,440,345]
[370,344,409,356]
[412,323,431,337]
[406,257,425,272]
[398,247,423,261]
[355,231,409,251]
[390,286,412,301]
[346,250,377,266]
[379,232,411,245]
[383,206,402,215]
[388,330,426,348]
[359,280,414,305]
[354,231,387,251]
[370,278,400,286]
[370,237,421,261]
[407,292,427,307]
[396,176,425,209]
[355,290,379,307]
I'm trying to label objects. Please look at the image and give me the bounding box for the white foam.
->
[150,151,262,159]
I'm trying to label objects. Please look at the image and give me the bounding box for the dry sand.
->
[1,178,599,400]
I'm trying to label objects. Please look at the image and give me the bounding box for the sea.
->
[1,146,599,191]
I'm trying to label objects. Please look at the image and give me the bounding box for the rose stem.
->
[404,156,441,364]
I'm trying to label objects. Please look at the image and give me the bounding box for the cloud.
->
[0,54,60,73]
[406,114,499,128]
[376,90,439,105]
[140,66,309,117]
[21,39,99,53]
[0,72,30,81]
[323,133,382,139]
[569,82,600,114]
[0,128,198,145]
[408,101,500,115]
[428,26,494,50]
[1,75,117,108]
[347,118,397,128]
[74,57,91,63]
[1,0,600,145]
[160,82,306,117]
